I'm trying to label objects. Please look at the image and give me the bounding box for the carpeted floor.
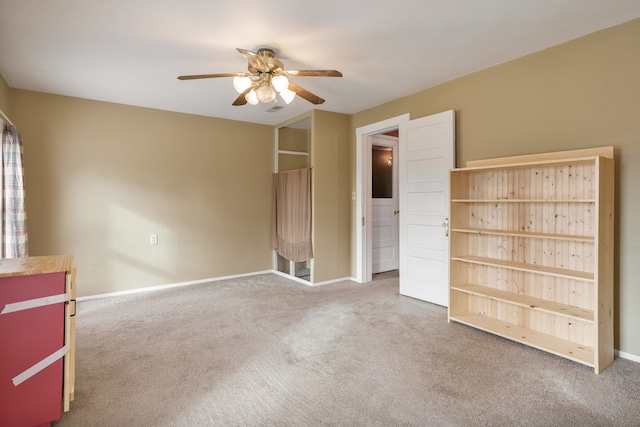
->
[54,272,640,426]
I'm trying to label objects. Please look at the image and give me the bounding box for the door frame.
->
[355,114,410,283]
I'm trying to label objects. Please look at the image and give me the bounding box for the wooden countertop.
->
[0,255,73,278]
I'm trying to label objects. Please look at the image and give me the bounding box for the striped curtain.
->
[1,123,28,258]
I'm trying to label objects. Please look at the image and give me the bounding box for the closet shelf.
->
[450,227,594,243]
[450,284,594,322]
[451,255,594,281]
[277,150,309,156]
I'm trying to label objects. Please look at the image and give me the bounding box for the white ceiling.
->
[1,0,639,126]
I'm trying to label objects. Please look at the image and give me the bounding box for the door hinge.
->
[362,217,365,226]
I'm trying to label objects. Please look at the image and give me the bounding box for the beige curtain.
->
[271,168,313,262]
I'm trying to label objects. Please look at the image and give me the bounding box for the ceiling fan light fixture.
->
[272,75,289,92]
[245,89,259,105]
[256,84,276,103]
[233,75,252,93]
[179,47,341,106]
[280,88,296,104]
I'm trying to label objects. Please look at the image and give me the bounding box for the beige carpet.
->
[54,272,640,426]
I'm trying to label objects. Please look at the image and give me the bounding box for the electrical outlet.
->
[150,234,158,245]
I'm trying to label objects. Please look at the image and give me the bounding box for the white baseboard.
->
[616,349,640,363]
[312,276,359,286]
[271,270,357,287]
[272,270,313,286]
[78,270,359,301]
[76,270,273,301]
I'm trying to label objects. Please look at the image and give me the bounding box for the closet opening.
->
[273,116,312,284]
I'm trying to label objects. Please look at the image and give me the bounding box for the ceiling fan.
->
[178,48,342,106]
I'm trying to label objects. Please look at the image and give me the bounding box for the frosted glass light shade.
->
[245,89,259,105]
[272,75,289,92]
[233,76,252,93]
[280,88,296,104]
[256,85,276,102]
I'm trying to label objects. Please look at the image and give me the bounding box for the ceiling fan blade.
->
[288,82,325,105]
[232,86,254,106]
[236,48,269,73]
[286,70,342,77]
[178,73,243,80]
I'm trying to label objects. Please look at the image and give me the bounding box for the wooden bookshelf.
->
[448,147,614,373]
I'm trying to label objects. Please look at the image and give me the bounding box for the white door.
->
[398,110,455,306]
[371,136,398,274]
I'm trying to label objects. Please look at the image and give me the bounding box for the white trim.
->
[78,271,361,301]
[616,350,640,364]
[76,270,274,301]
[272,270,314,286]
[273,126,279,272]
[273,270,357,287]
[355,114,410,283]
[274,124,280,174]
[311,277,359,287]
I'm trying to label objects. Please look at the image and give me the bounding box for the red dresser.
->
[0,256,75,427]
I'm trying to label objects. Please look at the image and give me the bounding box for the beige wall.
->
[278,127,310,172]
[350,18,640,356]
[0,75,10,114]
[12,90,274,297]
[312,110,351,283]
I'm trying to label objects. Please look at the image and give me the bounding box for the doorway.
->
[356,111,455,307]
[356,114,410,283]
[371,135,399,275]
[274,116,312,284]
